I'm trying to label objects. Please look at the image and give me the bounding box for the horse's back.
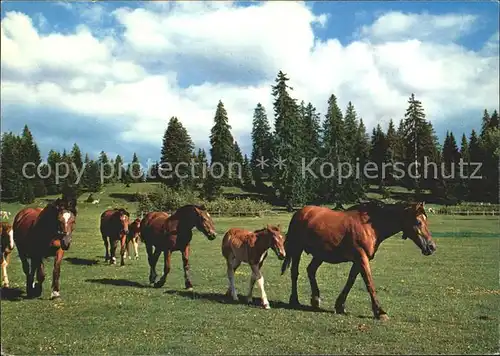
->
[140,212,170,243]
[221,228,254,259]
[289,205,357,258]
[12,207,43,250]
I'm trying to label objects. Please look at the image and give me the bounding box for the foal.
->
[222,225,286,309]
[124,218,141,260]
[1,222,14,288]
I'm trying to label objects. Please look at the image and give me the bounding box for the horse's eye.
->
[415,220,421,225]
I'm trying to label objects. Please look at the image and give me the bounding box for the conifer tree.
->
[271,71,306,210]
[204,101,235,199]
[0,133,22,200]
[250,103,273,189]
[320,94,345,204]
[468,129,483,199]
[301,102,321,202]
[97,151,111,185]
[385,119,398,185]
[370,124,389,189]
[160,117,194,188]
[232,140,244,186]
[242,154,253,189]
[114,155,124,182]
[130,153,143,183]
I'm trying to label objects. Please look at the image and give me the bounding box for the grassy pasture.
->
[0,185,499,355]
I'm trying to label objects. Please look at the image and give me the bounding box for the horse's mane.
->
[114,208,130,217]
[174,204,206,215]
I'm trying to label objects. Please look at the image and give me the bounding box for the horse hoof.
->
[311,296,321,309]
[263,303,271,310]
[153,281,164,288]
[185,287,193,292]
[377,313,390,321]
[289,297,300,307]
[50,291,60,300]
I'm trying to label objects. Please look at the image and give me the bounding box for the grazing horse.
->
[222,225,286,309]
[1,222,15,288]
[13,193,77,299]
[281,200,436,320]
[140,205,217,289]
[100,208,130,266]
[124,218,141,260]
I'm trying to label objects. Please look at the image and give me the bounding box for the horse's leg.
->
[153,250,171,288]
[225,255,240,301]
[181,245,193,290]
[50,248,64,299]
[110,238,119,265]
[30,258,43,298]
[119,234,127,266]
[289,252,302,306]
[19,254,33,296]
[245,262,257,305]
[251,263,270,309]
[1,253,10,288]
[133,238,139,259]
[102,234,110,261]
[359,254,388,320]
[334,263,360,314]
[147,245,162,285]
[307,257,323,309]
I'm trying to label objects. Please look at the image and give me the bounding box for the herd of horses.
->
[0,191,436,320]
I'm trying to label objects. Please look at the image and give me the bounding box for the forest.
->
[1,71,499,206]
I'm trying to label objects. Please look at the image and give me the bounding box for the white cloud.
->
[1,3,498,158]
[359,11,478,43]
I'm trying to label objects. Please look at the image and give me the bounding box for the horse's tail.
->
[281,210,302,275]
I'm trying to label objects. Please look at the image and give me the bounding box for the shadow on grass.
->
[0,287,24,301]
[165,290,332,313]
[65,257,99,266]
[109,193,137,202]
[85,278,147,288]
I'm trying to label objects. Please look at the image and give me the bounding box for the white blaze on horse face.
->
[63,212,71,226]
[8,229,14,250]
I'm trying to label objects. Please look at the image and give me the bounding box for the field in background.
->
[0,184,499,355]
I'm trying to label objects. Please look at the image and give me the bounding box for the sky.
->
[1,0,499,166]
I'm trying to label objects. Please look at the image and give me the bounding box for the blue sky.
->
[1,1,498,165]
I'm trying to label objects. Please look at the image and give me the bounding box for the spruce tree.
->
[242,154,253,189]
[320,94,345,204]
[355,118,370,195]
[250,103,273,189]
[97,151,111,185]
[458,133,470,200]
[130,153,143,183]
[114,155,124,182]
[204,100,235,199]
[0,133,22,200]
[301,102,321,202]
[401,93,435,195]
[489,110,499,130]
[232,140,244,186]
[370,124,389,190]
[19,125,42,202]
[385,119,398,185]
[160,117,194,189]
[468,129,483,199]
[195,148,207,187]
[271,71,306,210]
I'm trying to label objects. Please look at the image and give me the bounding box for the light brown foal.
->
[222,225,286,309]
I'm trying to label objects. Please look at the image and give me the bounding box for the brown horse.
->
[13,192,77,299]
[1,222,15,288]
[100,208,130,266]
[281,200,436,320]
[124,218,141,260]
[140,205,217,289]
[222,225,286,309]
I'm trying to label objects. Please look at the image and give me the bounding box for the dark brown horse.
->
[222,225,286,309]
[100,208,130,266]
[140,205,217,289]
[281,200,436,320]
[13,192,77,299]
[1,222,15,288]
[124,218,141,260]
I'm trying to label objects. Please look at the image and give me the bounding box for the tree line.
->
[1,70,498,206]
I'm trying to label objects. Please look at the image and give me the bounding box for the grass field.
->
[1,185,499,355]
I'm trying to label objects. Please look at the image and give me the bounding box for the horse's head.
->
[0,222,14,252]
[401,202,436,256]
[116,209,130,236]
[128,218,141,240]
[53,198,77,250]
[192,205,217,240]
[264,224,286,260]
